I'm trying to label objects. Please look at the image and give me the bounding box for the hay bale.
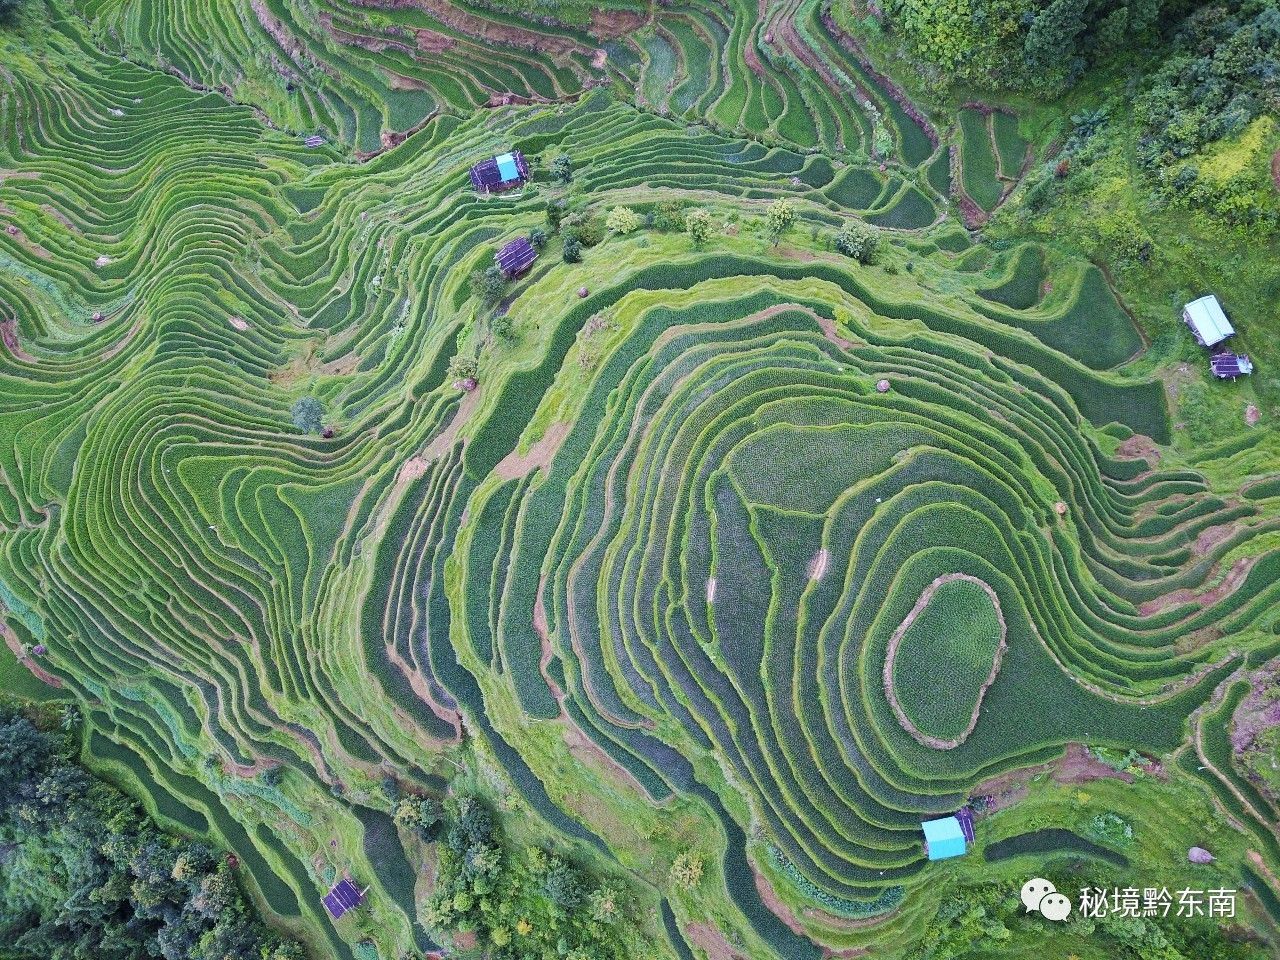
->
[577,286,589,298]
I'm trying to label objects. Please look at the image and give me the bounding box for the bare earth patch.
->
[494,419,571,480]
[229,316,250,331]
[882,573,1007,750]
[808,548,829,581]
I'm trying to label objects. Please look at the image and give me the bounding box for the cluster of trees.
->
[0,0,22,25]
[0,705,302,960]
[424,795,638,960]
[878,0,1163,92]
[913,878,1269,960]
[1134,1,1280,229]
[548,198,717,258]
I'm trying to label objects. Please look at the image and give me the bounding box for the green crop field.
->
[2,1,1279,959]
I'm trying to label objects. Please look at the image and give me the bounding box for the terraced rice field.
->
[3,3,1280,959]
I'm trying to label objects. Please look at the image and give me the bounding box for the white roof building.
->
[1183,295,1234,348]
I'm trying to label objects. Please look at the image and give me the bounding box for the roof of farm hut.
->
[322,878,365,919]
[496,237,537,277]
[469,150,529,190]
[1210,353,1253,379]
[1183,295,1234,347]
[922,816,968,861]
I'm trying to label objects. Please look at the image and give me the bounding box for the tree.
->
[562,237,582,263]
[0,0,22,24]
[549,154,573,184]
[834,222,880,264]
[684,208,712,247]
[545,201,565,233]
[541,855,585,911]
[765,198,796,245]
[1023,0,1088,83]
[605,206,643,235]
[395,795,443,838]
[470,264,506,307]
[290,397,324,434]
[528,227,548,249]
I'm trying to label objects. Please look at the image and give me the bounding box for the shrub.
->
[0,0,22,24]
[765,198,796,245]
[549,154,573,184]
[834,223,881,263]
[290,396,325,434]
[562,237,582,263]
[685,208,712,247]
[528,227,547,249]
[470,265,507,307]
[490,313,516,342]
[447,353,478,382]
[545,201,565,233]
[652,200,687,232]
[606,206,643,235]
[670,851,703,889]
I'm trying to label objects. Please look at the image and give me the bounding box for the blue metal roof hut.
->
[922,815,969,861]
[322,877,367,919]
[496,236,537,279]
[470,149,529,194]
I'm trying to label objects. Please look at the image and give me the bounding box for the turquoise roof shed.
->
[922,816,967,861]
[495,152,520,183]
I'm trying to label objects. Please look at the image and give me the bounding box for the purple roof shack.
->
[955,807,975,844]
[1210,353,1253,380]
[470,150,529,194]
[322,878,364,920]
[496,237,537,278]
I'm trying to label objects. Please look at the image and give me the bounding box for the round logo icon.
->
[1021,878,1072,921]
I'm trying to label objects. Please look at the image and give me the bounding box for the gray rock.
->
[1188,846,1214,864]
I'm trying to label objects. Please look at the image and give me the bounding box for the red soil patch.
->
[413,28,456,54]
[1,621,63,688]
[1245,404,1261,427]
[1138,555,1259,617]
[1114,433,1162,467]
[751,863,876,949]
[587,7,648,40]
[1052,742,1134,786]
[883,574,1007,750]
[0,320,36,362]
[364,0,587,59]
[816,314,855,350]
[1192,521,1242,557]
[251,0,303,57]
[684,923,743,960]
